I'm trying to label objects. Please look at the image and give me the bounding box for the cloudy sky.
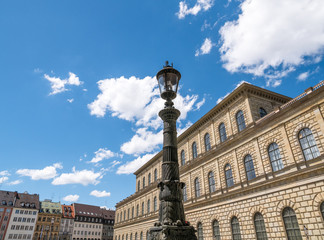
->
[1,0,324,209]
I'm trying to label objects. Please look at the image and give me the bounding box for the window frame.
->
[204,133,211,152]
[181,150,186,166]
[219,122,227,143]
[192,142,198,159]
[254,212,268,240]
[231,216,242,240]
[197,222,203,240]
[259,107,267,118]
[298,128,320,161]
[194,177,200,198]
[244,154,256,181]
[225,164,234,187]
[282,207,302,240]
[208,171,216,193]
[236,110,246,132]
[212,220,221,240]
[268,142,284,172]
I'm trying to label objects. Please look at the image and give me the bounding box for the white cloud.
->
[195,98,205,110]
[44,72,82,95]
[195,38,214,56]
[219,0,324,79]
[121,128,163,156]
[67,98,74,103]
[116,153,157,175]
[90,190,111,198]
[88,76,201,129]
[16,163,63,180]
[90,148,117,163]
[0,177,8,184]
[52,167,103,186]
[177,0,214,19]
[0,171,10,176]
[7,180,22,185]
[297,71,309,81]
[63,194,79,202]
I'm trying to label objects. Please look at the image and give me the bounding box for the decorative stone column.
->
[148,63,197,240]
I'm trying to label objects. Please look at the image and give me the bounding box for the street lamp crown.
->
[156,61,181,101]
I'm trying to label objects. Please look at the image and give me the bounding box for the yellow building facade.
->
[114,82,324,240]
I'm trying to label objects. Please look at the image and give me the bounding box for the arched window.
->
[148,173,151,185]
[259,108,267,118]
[122,235,124,240]
[320,202,324,220]
[204,133,211,151]
[143,177,145,188]
[225,164,234,187]
[182,184,187,202]
[126,234,128,240]
[132,207,134,218]
[135,233,137,240]
[147,199,150,213]
[194,178,200,198]
[298,128,320,160]
[208,171,216,193]
[212,220,221,240]
[140,232,143,240]
[154,169,157,181]
[192,142,198,159]
[146,231,149,240]
[181,150,186,166]
[136,205,139,217]
[254,212,268,240]
[130,233,132,240]
[244,154,256,181]
[153,197,157,212]
[231,217,242,240]
[268,143,284,172]
[282,207,302,239]
[128,208,130,219]
[124,210,126,221]
[236,110,246,132]
[117,213,119,223]
[119,236,120,240]
[137,181,140,191]
[197,222,204,240]
[120,212,122,222]
[141,202,144,215]
[219,123,227,143]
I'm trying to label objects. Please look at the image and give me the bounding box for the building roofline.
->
[133,82,291,175]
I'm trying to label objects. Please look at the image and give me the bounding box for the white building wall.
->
[5,208,38,240]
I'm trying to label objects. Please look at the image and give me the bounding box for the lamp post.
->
[149,62,197,240]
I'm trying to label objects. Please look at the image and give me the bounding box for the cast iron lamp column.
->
[149,62,197,240]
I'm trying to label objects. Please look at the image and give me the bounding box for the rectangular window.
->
[29,226,33,230]
[11,225,15,230]
[13,217,17,222]
[6,209,10,213]
[31,219,35,223]
[8,234,13,239]
[16,225,20,230]
[20,210,24,214]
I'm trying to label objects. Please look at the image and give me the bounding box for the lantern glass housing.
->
[156,65,181,100]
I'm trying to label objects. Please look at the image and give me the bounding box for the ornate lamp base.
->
[149,225,197,240]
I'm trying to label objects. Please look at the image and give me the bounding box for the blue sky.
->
[1,0,324,209]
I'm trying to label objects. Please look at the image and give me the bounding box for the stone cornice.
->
[133,83,291,176]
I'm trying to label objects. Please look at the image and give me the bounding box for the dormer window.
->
[31,203,35,208]
[2,200,6,205]
[20,202,24,207]
[26,203,30,207]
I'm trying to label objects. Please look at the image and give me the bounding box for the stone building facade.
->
[114,82,324,239]
[101,209,114,240]
[33,200,62,240]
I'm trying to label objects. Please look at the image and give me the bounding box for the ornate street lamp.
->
[149,62,197,240]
